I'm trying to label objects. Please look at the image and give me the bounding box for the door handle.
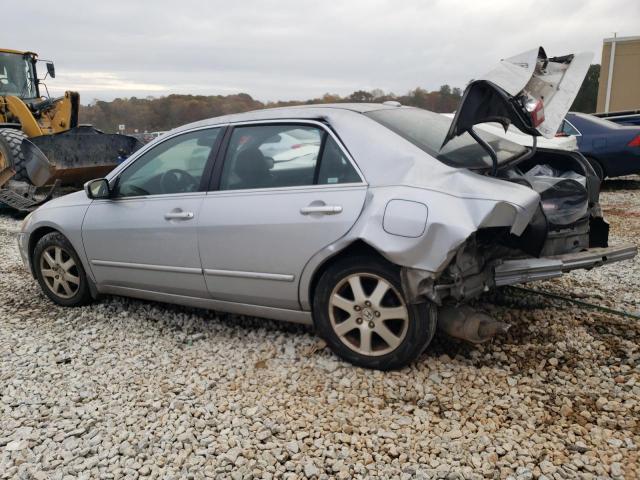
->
[164,210,194,220]
[300,205,343,215]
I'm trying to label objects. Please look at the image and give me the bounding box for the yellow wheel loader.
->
[0,49,141,210]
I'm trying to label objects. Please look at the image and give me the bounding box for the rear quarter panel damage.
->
[299,181,540,309]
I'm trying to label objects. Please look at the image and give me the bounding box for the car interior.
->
[220,125,361,190]
[115,130,220,197]
[113,124,361,197]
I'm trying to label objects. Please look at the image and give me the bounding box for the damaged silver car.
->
[18,47,637,370]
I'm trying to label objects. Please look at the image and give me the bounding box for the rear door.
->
[198,121,367,309]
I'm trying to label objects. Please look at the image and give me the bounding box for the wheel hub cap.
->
[362,307,375,322]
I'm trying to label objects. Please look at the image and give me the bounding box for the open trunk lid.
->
[443,47,593,147]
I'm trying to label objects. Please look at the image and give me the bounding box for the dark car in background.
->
[594,110,640,127]
[559,112,640,179]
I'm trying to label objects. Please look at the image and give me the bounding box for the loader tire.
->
[0,128,28,181]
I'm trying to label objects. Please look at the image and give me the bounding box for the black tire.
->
[0,128,28,181]
[33,232,92,307]
[585,156,605,181]
[313,255,436,370]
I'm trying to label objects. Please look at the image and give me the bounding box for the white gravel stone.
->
[304,462,319,477]
[611,462,623,478]
[285,440,300,454]
[5,439,28,451]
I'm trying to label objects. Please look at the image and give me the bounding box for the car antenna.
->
[530,134,538,157]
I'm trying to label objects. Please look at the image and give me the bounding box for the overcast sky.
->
[5,0,639,103]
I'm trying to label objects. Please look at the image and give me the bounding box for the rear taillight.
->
[525,98,545,128]
[628,134,640,147]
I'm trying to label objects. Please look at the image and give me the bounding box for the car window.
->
[219,124,360,190]
[317,136,361,185]
[115,128,221,197]
[366,107,526,169]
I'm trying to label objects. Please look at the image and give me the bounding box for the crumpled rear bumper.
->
[494,244,637,286]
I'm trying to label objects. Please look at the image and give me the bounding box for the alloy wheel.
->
[39,246,80,299]
[329,273,409,356]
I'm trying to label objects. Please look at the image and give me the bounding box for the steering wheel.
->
[160,169,198,194]
[126,185,149,196]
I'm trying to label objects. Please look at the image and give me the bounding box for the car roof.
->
[279,103,396,113]
[567,112,622,130]
[114,103,545,196]
[144,102,461,189]
[172,103,399,133]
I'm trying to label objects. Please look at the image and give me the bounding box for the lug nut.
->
[374,311,381,317]
[365,300,371,307]
[368,321,375,328]
[354,305,361,311]
[356,317,362,324]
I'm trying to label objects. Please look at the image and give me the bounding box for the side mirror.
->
[84,178,110,199]
[46,62,56,79]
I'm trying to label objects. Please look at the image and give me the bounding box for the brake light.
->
[628,134,640,147]
[555,131,568,137]
[525,98,545,128]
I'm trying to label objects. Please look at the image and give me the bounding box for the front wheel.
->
[313,256,436,370]
[0,128,28,181]
[33,232,92,307]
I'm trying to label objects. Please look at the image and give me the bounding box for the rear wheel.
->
[33,232,92,307]
[313,256,436,370]
[0,128,28,181]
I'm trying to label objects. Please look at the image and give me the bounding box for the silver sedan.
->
[18,48,636,369]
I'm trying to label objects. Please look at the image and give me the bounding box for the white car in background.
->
[442,113,578,151]
[260,129,321,161]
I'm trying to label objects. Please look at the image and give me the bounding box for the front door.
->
[198,122,367,309]
[83,127,223,297]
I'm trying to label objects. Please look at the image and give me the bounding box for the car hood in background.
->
[443,47,593,147]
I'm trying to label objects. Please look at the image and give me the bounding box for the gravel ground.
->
[1,179,639,480]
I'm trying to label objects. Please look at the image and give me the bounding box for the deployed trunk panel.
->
[443,47,593,147]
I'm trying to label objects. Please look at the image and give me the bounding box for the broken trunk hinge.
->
[468,127,498,176]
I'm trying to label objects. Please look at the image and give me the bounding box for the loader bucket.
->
[22,126,142,187]
[21,138,55,187]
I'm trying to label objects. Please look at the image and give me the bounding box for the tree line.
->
[79,66,600,134]
[79,85,464,133]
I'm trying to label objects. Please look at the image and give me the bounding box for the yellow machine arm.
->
[0,92,79,137]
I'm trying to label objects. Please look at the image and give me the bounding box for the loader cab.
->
[0,50,40,100]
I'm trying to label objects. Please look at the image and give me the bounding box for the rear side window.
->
[219,124,360,190]
[317,136,361,185]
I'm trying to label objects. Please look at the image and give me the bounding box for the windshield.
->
[365,107,527,169]
[0,52,38,99]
